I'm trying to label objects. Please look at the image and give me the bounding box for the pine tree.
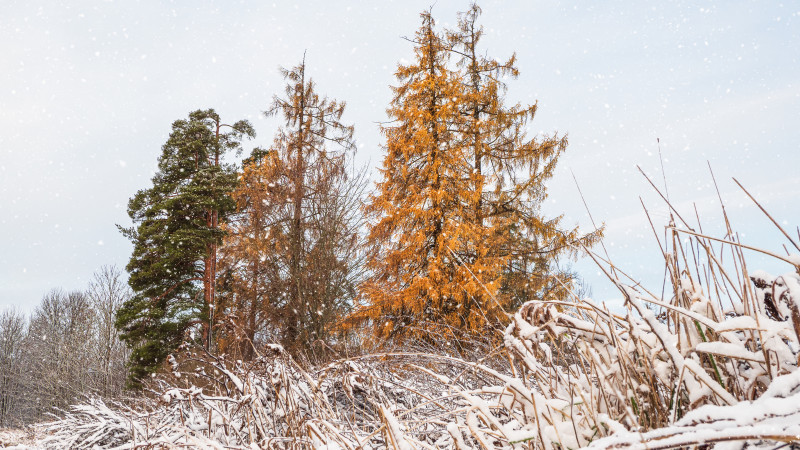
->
[116,109,254,382]
[218,59,363,360]
[352,6,601,346]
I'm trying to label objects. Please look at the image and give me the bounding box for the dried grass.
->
[35,186,800,449]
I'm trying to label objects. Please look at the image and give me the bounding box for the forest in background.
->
[0,267,129,427]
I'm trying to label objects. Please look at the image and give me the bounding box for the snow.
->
[695,341,765,363]
[587,372,800,449]
[786,253,800,267]
[12,252,800,449]
[0,429,35,449]
[381,406,414,450]
[715,315,760,332]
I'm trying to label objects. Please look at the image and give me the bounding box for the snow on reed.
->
[33,212,800,449]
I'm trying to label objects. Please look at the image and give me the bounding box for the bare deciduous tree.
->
[0,266,131,425]
[0,308,26,427]
[86,265,131,398]
[23,289,95,422]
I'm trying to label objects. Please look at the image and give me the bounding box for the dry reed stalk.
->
[38,182,800,449]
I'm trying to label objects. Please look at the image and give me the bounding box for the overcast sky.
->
[1,1,799,312]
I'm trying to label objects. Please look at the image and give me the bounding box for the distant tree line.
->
[0,266,129,427]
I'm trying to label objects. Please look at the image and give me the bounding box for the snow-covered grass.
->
[19,199,800,449]
[0,428,37,449]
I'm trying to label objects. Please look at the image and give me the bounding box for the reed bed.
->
[35,186,800,449]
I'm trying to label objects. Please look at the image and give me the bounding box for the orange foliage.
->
[219,60,363,361]
[349,7,601,346]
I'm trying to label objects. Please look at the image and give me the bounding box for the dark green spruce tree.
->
[117,109,254,383]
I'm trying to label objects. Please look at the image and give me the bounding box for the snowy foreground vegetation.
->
[5,210,800,449]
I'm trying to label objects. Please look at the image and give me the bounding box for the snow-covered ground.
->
[0,429,37,449]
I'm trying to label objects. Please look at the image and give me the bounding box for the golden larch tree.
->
[351,6,601,346]
[219,59,365,360]
[216,149,283,360]
[353,11,486,344]
[448,4,602,309]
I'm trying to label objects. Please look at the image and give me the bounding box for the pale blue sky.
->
[1,1,799,311]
